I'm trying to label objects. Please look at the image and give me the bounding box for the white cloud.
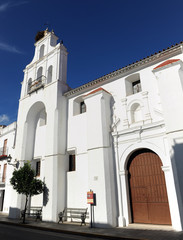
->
[0,114,9,124]
[0,41,22,54]
[0,1,28,12]
[0,2,10,12]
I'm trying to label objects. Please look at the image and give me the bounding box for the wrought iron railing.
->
[28,75,46,94]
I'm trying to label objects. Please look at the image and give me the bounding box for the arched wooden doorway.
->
[128,149,171,225]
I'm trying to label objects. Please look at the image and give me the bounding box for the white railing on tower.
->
[28,75,46,94]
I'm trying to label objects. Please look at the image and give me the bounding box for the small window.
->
[132,80,141,94]
[73,97,86,115]
[69,155,75,171]
[80,101,86,114]
[36,161,41,177]
[125,73,142,96]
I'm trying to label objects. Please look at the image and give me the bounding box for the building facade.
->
[1,30,183,231]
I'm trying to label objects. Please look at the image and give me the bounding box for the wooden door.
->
[128,149,171,225]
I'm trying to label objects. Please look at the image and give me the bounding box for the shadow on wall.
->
[9,207,21,219]
[43,185,49,206]
[172,141,183,228]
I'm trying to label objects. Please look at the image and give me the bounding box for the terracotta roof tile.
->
[85,87,110,97]
[153,59,180,70]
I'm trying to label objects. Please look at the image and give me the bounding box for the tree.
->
[10,162,44,223]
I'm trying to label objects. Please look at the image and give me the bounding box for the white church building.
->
[1,29,183,231]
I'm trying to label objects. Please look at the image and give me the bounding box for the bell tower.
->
[20,29,68,99]
[10,29,69,221]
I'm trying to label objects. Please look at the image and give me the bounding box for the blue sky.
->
[0,0,183,125]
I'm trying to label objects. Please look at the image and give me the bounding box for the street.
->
[0,223,105,240]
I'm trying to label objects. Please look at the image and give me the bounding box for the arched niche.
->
[131,102,143,123]
[47,65,53,84]
[39,44,45,59]
[37,67,43,79]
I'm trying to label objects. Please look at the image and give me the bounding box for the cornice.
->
[64,43,183,97]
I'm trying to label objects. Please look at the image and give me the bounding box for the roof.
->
[84,87,111,97]
[153,59,180,70]
[64,41,183,97]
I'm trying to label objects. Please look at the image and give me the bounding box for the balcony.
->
[28,76,46,94]
[0,147,8,160]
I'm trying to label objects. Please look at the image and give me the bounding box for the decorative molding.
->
[64,44,182,97]
[141,91,148,97]
[119,170,128,176]
[123,119,129,129]
[154,108,164,117]
[112,120,165,137]
[161,165,170,172]
[121,98,127,105]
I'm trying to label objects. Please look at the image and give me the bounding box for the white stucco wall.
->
[0,122,16,213]
[66,52,183,230]
[2,31,183,231]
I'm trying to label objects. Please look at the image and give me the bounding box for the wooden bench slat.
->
[58,207,88,226]
[20,206,42,221]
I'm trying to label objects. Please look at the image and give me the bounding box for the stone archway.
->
[127,149,171,225]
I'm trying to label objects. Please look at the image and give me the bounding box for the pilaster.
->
[141,91,152,124]
[121,98,129,129]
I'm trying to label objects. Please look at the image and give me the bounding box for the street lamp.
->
[7,155,19,169]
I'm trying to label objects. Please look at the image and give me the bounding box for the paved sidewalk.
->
[0,213,183,240]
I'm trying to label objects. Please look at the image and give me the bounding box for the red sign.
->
[87,191,94,204]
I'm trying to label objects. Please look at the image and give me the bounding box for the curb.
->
[0,220,146,240]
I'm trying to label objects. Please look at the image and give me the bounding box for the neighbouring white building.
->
[1,29,183,231]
